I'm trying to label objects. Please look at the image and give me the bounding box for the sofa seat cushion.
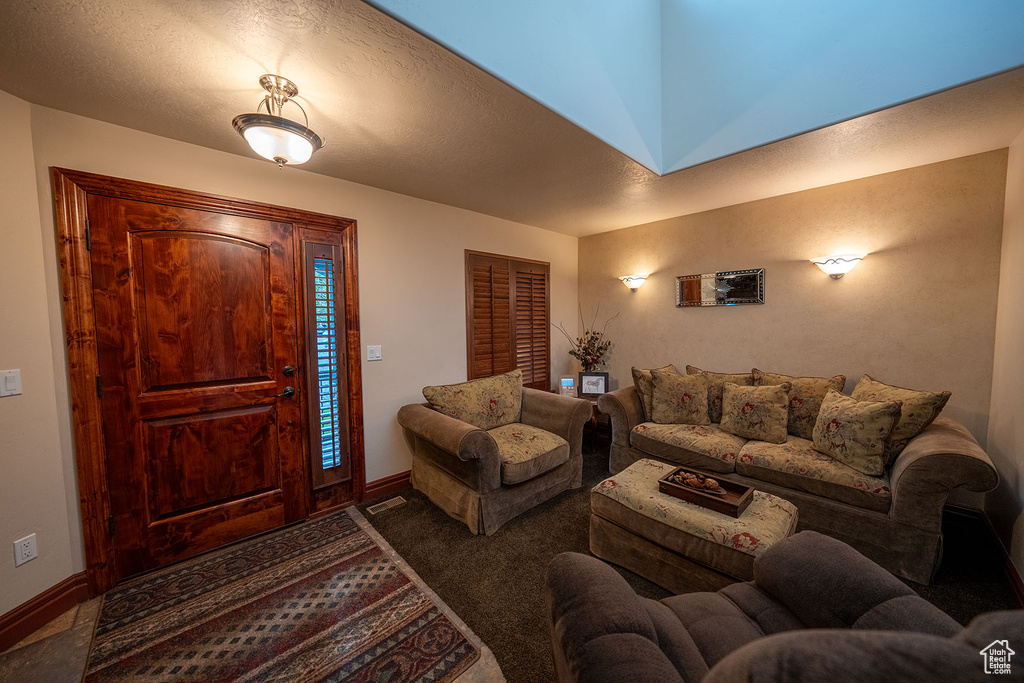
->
[488,422,569,485]
[592,459,798,580]
[737,437,891,513]
[630,423,746,473]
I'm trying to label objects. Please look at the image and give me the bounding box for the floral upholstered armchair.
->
[397,369,592,534]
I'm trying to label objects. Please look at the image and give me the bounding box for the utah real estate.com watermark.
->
[980,639,1015,675]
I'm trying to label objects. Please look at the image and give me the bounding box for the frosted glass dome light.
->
[232,75,324,168]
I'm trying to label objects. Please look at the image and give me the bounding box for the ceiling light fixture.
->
[232,74,325,168]
[809,254,866,279]
[618,274,649,291]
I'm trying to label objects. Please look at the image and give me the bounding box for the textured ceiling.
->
[1,0,1023,237]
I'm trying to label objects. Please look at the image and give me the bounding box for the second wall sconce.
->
[619,274,649,292]
[809,254,866,280]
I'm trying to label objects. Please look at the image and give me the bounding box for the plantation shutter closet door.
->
[465,251,550,390]
[53,169,364,592]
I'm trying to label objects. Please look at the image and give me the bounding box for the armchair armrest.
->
[888,417,998,531]
[597,386,644,448]
[397,403,501,492]
[520,389,592,457]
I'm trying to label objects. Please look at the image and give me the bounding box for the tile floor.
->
[0,598,100,682]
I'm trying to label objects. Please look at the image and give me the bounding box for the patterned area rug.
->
[84,508,481,682]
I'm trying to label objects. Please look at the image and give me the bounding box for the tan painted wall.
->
[579,151,1007,447]
[0,95,577,612]
[0,92,76,615]
[987,130,1024,574]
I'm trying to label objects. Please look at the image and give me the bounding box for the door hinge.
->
[95,376,102,398]
[85,219,91,252]
[108,514,115,538]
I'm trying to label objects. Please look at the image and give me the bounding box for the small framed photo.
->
[559,375,577,398]
[578,372,609,398]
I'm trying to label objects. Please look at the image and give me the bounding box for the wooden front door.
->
[88,195,306,581]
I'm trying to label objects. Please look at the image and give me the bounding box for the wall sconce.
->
[618,275,648,291]
[232,74,325,168]
[809,254,866,280]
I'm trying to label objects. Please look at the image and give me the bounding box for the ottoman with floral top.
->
[590,459,798,593]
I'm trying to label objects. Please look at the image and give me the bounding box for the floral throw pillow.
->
[851,375,951,464]
[753,369,846,440]
[632,364,678,421]
[422,369,523,431]
[719,382,791,444]
[686,365,754,424]
[812,389,902,476]
[651,370,710,425]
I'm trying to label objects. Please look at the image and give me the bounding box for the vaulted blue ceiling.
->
[365,0,1024,175]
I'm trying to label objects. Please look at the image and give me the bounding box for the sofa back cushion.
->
[652,370,711,425]
[850,375,951,464]
[753,369,846,440]
[632,364,678,421]
[422,369,523,430]
[686,366,754,424]
[719,382,791,444]
[812,390,902,476]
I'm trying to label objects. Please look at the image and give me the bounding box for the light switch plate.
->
[367,345,382,362]
[0,369,21,397]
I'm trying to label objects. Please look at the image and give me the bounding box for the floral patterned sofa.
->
[597,365,998,584]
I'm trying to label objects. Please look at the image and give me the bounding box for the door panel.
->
[134,232,273,389]
[144,405,280,519]
[88,194,305,582]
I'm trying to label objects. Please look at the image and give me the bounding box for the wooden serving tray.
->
[658,466,754,518]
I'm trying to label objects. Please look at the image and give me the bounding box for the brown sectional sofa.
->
[547,531,1023,683]
[598,384,998,584]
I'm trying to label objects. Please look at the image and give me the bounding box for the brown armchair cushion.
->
[423,369,523,430]
[488,423,569,485]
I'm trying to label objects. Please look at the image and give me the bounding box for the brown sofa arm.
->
[888,417,998,531]
[397,403,501,490]
[520,388,592,457]
[597,386,644,448]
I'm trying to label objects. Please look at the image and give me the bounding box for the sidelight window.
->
[304,242,351,488]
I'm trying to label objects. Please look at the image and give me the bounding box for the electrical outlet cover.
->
[14,534,37,566]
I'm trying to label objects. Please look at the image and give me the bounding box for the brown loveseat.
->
[598,371,998,584]
[547,531,1023,683]
[398,369,592,535]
